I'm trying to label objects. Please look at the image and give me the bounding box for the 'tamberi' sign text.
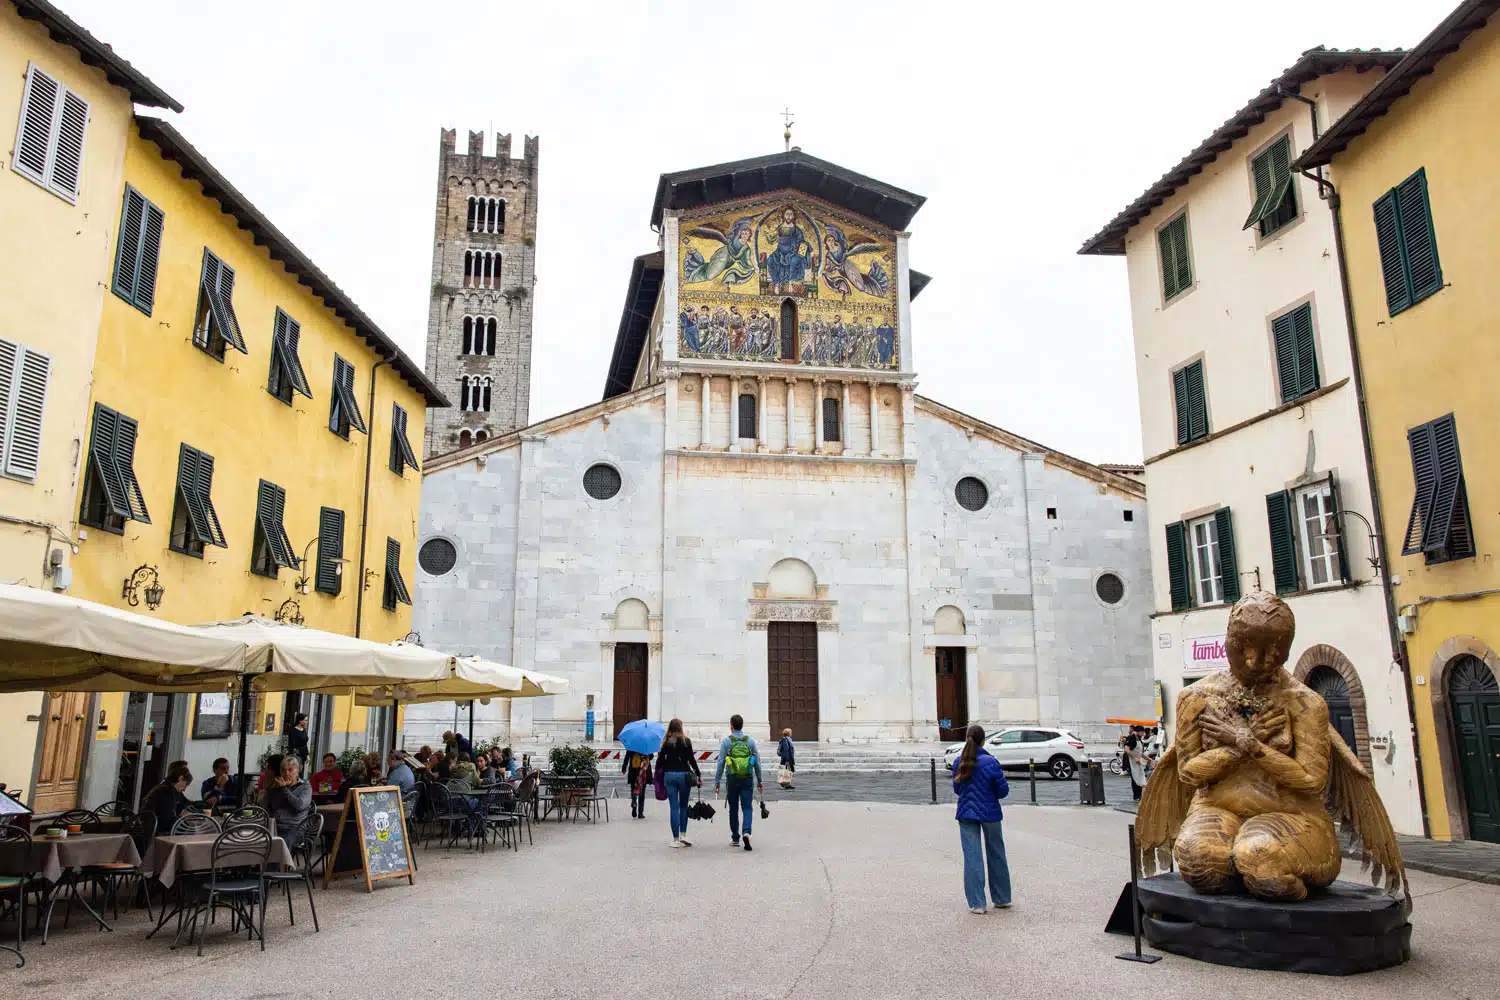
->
[1183,634,1229,673]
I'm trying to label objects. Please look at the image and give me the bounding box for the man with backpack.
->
[714,714,763,851]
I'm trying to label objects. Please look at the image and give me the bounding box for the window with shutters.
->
[11,63,89,203]
[1171,359,1209,445]
[0,337,50,483]
[1295,483,1341,588]
[1270,302,1320,403]
[1402,413,1474,564]
[80,403,149,533]
[315,507,344,596]
[1157,211,1193,302]
[822,397,840,441]
[169,444,227,558]
[111,186,166,317]
[383,537,412,611]
[250,479,295,578]
[1189,515,1224,606]
[328,355,366,439]
[1244,134,1298,238]
[192,249,246,360]
[267,308,312,405]
[1373,168,1443,316]
[389,403,420,476]
[1167,509,1240,611]
[738,393,757,438]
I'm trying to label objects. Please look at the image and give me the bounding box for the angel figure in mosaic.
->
[1137,591,1406,902]
[682,217,758,287]
[820,223,889,300]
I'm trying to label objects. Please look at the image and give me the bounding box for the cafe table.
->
[143,832,297,939]
[0,832,142,938]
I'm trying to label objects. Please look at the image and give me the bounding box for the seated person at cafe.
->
[343,757,372,792]
[267,755,313,848]
[255,753,284,805]
[388,750,415,795]
[142,762,195,833]
[200,757,240,809]
[451,751,479,788]
[478,753,501,785]
[430,749,454,782]
[311,752,344,796]
[361,751,384,783]
[499,746,518,779]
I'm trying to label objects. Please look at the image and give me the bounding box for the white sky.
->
[64,1,1440,464]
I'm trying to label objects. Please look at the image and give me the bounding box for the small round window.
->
[955,477,988,511]
[583,463,622,500]
[419,538,458,576]
[1096,572,1125,605]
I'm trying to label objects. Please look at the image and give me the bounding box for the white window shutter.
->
[46,88,88,201]
[12,64,58,182]
[4,348,49,480]
[0,338,17,468]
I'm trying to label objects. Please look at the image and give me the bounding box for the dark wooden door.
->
[768,622,819,741]
[1449,656,1500,843]
[936,647,968,742]
[613,642,648,739]
[1307,667,1358,755]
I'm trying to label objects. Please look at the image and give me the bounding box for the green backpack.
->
[725,735,755,779]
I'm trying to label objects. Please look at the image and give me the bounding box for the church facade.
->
[409,149,1153,747]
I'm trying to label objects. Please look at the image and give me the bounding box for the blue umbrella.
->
[617,719,666,755]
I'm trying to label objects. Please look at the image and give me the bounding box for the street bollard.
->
[930,757,937,804]
[1028,759,1037,804]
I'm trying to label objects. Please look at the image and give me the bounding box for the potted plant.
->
[548,744,598,806]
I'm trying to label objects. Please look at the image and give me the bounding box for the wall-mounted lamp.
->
[122,564,165,610]
[402,631,423,646]
[292,536,348,595]
[1319,508,1381,572]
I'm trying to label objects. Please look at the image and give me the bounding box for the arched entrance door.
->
[1448,655,1500,843]
[1307,666,1357,755]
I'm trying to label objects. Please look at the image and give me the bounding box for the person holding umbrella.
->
[618,719,665,820]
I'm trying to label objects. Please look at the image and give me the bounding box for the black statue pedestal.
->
[1136,873,1412,975]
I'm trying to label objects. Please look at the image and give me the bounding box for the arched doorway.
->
[1448,655,1500,843]
[1307,666,1357,755]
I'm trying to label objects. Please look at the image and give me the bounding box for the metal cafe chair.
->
[79,812,157,922]
[0,825,40,968]
[261,812,320,933]
[52,808,100,828]
[174,824,271,956]
[171,813,221,836]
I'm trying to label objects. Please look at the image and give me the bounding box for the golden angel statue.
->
[1137,591,1407,901]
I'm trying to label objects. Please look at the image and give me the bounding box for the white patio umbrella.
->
[0,583,252,694]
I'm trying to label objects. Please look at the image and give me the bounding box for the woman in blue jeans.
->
[656,718,701,848]
[951,724,1012,912]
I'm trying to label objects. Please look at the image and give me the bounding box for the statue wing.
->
[1326,727,1408,895]
[1135,744,1193,877]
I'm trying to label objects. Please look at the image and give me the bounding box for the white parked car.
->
[942,727,1091,780]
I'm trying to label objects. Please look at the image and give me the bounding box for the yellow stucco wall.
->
[74,124,430,765]
[1331,19,1500,840]
[0,6,139,797]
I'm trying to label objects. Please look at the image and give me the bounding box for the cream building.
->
[0,0,179,804]
[1080,47,1425,834]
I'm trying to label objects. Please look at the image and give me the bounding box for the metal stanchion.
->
[930,757,937,803]
[1028,758,1036,804]
[1116,823,1162,964]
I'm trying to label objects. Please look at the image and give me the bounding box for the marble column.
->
[729,378,741,454]
[813,377,826,453]
[785,377,797,453]
[868,381,880,456]
[756,375,768,452]
[841,381,851,452]
[699,374,711,449]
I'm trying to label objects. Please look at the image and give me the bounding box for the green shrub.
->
[548,744,599,780]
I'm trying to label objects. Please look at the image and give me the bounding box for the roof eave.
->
[134,116,449,408]
[13,0,183,111]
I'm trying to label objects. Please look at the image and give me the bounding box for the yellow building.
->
[0,0,180,806]
[57,115,446,811]
[1296,0,1500,843]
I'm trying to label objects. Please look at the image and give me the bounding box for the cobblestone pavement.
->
[12,802,1495,1000]
[599,767,1134,808]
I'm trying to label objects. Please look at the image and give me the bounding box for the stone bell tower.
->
[423,128,539,456]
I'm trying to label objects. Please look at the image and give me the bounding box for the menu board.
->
[323,785,414,892]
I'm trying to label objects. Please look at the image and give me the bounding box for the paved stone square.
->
[11,803,1496,999]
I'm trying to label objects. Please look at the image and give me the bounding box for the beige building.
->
[1080,47,1426,834]
[0,0,179,804]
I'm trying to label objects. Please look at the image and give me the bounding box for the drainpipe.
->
[354,359,391,640]
[1299,161,1432,838]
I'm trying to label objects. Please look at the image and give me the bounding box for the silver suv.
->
[943,727,1091,780]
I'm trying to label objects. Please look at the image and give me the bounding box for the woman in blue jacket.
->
[951,724,1012,913]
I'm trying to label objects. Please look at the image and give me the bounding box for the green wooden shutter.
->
[215,260,246,353]
[1159,215,1192,300]
[1215,507,1240,604]
[385,537,412,608]
[1183,360,1208,441]
[113,412,150,523]
[390,404,419,474]
[1166,521,1191,611]
[339,358,366,433]
[1373,191,1411,315]
[1266,490,1300,593]
[195,449,225,546]
[1172,367,1191,445]
[1426,414,1470,561]
[112,189,144,305]
[316,506,344,595]
[1327,479,1350,583]
[1396,169,1442,305]
[256,480,295,568]
[278,312,312,398]
[1244,149,1276,230]
[1402,422,1439,555]
[177,445,209,543]
[1271,311,1300,403]
[134,203,164,314]
[1291,304,1319,396]
[87,404,130,518]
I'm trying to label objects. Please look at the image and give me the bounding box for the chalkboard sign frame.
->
[323,785,415,892]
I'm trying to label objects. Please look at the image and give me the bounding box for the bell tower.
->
[423,128,539,456]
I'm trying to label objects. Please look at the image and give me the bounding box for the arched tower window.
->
[459,376,471,411]
[463,251,474,287]
[481,377,492,412]
[462,316,473,355]
[459,429,472,448]
[466,196,477,233]
[486,317,497,355]
[475,430,488,443]
[822,397,841,441]
[779,299,797,361]
[738,393,757,439]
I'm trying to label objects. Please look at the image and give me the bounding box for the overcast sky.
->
[66,1,1438,464]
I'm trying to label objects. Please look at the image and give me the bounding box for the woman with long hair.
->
[656,717,701,847]
[951,724,1011,913]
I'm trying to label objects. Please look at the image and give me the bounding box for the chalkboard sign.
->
[323,785,414,892]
